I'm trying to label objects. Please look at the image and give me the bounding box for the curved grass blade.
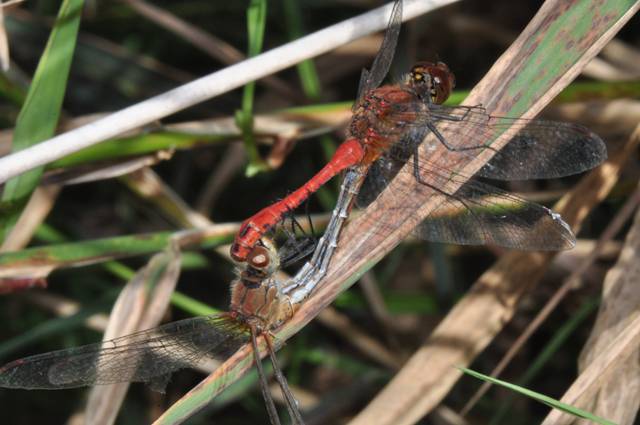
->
[1,0,84,242]
[85,240,182,425]
[459,367,617,425]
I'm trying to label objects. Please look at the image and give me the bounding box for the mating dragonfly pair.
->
[0,0,606,424]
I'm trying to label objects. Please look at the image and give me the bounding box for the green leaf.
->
[1,0,84,242]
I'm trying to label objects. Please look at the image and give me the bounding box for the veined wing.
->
[358,148,575,250]
[381,103,606,180]
[0,314,249,390]
[354,0,403,109]
[412,172,575,250]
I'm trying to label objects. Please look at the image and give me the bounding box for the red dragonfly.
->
[0,238,311,425]
[231,0,606,264]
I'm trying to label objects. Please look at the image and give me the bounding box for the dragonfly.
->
[0,232,325,425]
[230,0,607,269]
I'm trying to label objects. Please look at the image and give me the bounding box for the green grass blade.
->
[459,367,617,425]
[0,72,27,107]
[49,131,227,169]
[237,0,268,176]
[490,299,600,425]
[283,0,321,100]
[40,78,626,171]
[1,0,84,241]
[282,0,337,207]
[170,291,220,316]
[35,223,219,319]
[0,229,231,283]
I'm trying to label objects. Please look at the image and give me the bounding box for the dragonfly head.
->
[409,61,455,105]
[242,238,280,284]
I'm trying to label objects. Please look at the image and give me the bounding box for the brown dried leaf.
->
[84,240,182,425]
[571,196,640,425]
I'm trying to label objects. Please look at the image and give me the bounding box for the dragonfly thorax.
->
[230,276,294,330]
[349,86,420,164]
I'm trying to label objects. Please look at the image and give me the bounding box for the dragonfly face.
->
[408,61,455,105]
[239,240,281,287]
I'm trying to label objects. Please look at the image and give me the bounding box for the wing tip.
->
[547,209,576,251]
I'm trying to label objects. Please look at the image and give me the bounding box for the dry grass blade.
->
[195,143,246,216]
[42,152,173,186]
[21,291,110,333]
[0,7,9,72]
[318,307,402,370]
[0,184,60,252]
[0,226,232,287]
[461,152,640,417]
[540,314,640,425]
[343,2,639,422]
[571,185,640,425]
[121,167,212,229]
[0,0,26,8]
[84,240,181,425]
[590,39,640,81]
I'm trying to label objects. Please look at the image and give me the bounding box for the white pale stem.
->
[0,0,458,185]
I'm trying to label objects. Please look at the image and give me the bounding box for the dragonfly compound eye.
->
[431,62,455,104]
[247,246,271,269]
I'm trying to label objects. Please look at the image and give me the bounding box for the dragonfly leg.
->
[411,145,486,230]
[278,213,317,267]
[429,104,479,122]
[427,121,497,153]
[264,334,306,425]
[284,168,365,304]
[250,326,282,425]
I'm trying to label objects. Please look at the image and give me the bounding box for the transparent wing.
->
[357,122,429,209]
[354,0,403,108]
[383,104,607,180]
[0,314,249,390]
[414,175,575,250]
[356,159,392,208]
[358,150,575,250]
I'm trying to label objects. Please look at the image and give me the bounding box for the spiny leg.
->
[264,335,306,425]
[284,167,365,304]
[250,326,282,425]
